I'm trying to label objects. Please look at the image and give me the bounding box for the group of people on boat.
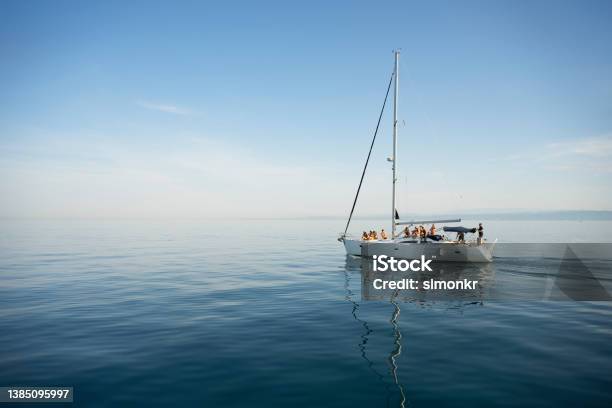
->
[362,229,389,241]
[360,223,485,244]
[402,224,436,238]
[361,224,439,241]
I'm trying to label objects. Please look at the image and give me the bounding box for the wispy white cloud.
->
[496,135,612,173]
[547,136,612,158]
[136,100,192,115]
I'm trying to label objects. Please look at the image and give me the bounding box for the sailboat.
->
[339,50,495,263]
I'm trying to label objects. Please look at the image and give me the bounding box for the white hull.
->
[343,238,495,263]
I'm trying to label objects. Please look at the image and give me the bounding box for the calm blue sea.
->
[1,219,611,407]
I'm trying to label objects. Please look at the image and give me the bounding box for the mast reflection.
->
[344,256,407,407]
[388,289,406,408]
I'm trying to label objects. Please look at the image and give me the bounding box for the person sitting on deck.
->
[411,227,419,237]
[419,225,427,238]
[457,231,465,243]
[362,231,369,241]
[429,224,436,236]
[402,226,410,238]
[372,230,378,240]
[380,229,388,240]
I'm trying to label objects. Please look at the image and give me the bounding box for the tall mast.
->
[391,50,399,238]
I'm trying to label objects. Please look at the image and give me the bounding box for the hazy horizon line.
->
[2,209,612,222]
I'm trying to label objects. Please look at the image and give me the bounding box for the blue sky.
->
[1,0,611,218]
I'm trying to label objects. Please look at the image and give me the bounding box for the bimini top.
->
[443,226,477,234]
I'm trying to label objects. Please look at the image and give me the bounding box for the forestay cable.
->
[342,71,394,237]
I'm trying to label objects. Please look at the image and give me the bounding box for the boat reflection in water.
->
[356,255,494,302]
[346,256,496,303]
[343,256,494,407]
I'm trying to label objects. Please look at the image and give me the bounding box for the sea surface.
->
[1,219,611,407]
